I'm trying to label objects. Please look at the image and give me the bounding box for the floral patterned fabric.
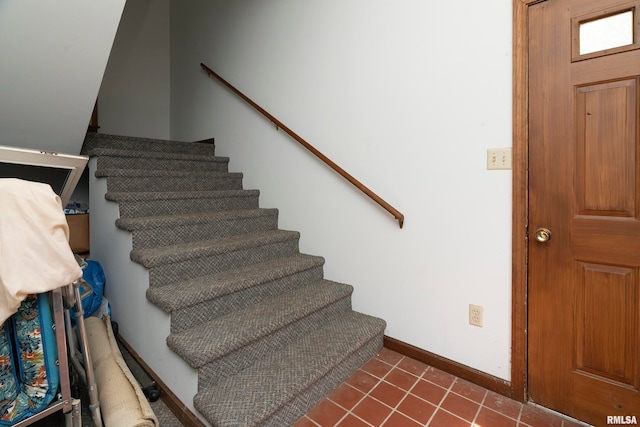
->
[0,320,19,422]
[0,294,59,425]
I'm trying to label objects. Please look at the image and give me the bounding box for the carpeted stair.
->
[82,133,386,427]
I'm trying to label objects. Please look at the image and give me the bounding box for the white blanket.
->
[0,178,82,324]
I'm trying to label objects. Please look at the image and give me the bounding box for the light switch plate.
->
[487,148,512,170]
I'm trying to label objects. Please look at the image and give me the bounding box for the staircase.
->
[82,133,386,427]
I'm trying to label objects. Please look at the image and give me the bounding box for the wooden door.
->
[528,0,640,424]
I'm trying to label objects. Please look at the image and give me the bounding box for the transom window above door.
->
[572,3,640,61]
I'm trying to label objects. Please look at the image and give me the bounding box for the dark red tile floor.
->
[295,348,590,427]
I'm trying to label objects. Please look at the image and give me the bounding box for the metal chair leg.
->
[63,282,103,427]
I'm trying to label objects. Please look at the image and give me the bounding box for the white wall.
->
[88,158,203,420]
[169,0,513,380]
[0,0,126,155]
[98,0,171,139]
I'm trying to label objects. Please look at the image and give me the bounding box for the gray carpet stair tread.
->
[89,147,227,162]
[105,189,259,202]
[194,311,386,427]
[83,133,215,156]
[85,132,196,145]
[131,229,300,268]
[167,280,353,368]
[116,208,277,231]
[147,253,325,312]
[95,168,242,179]
[103,172,243,194]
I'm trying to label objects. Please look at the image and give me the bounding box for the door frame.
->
[510,0,541,402]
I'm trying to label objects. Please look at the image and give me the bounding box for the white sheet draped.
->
[0,178,82,324]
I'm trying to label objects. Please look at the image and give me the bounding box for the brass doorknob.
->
[535,227,552,242]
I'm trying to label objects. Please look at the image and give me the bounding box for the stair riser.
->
[196,297,353,389]
[106,176,243,193]
[261,330,384,427]
[147,239,300,287]
[96,156,228,172]
[117,195,259,218]
[145,254,325,313]
[169,265,325,334]
[131,214,279,250]
[83,134,215,156]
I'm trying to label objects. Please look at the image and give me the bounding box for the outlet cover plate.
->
[469,304,483,327]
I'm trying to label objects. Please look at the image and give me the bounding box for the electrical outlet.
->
[469,304,483,327]
[487,148,512,170]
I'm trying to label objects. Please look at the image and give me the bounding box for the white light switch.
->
[487,148,512,170]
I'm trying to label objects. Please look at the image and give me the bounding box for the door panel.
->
[528,0,640,424]
[576,79,637,216]
[575,262,638,386]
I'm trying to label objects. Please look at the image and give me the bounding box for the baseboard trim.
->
[384,336,517,400]
[117,335,207,427]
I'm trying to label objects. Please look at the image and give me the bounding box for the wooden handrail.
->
[200,62,405,228]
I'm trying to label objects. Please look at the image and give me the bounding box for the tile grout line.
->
[304,415,322,427]
[329,354,405,427]
[378,358,431,426]
[469,384,489,426]
[515,401,525,426]
[481,398,531,425]
[376,363,484,426]
[424,366,458,427]
[328,382,372,427]
[365,355,420,426]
